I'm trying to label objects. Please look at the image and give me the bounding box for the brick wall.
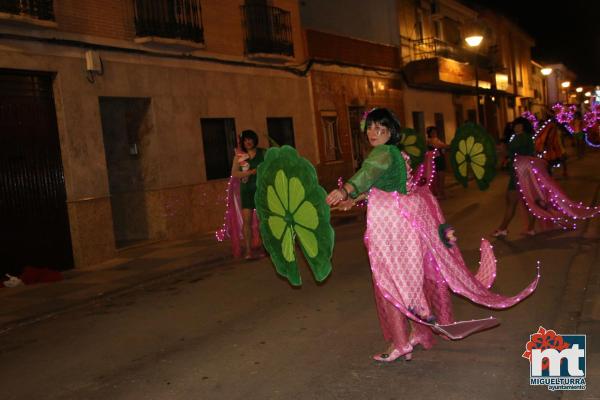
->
[54,0,136,40]
[306,29,400,69]
[48,0,305,61]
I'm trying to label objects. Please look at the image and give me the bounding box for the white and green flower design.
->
[450,123,496,190]
[455,136,486,179]
[255,146,334,286]
[398,128,425,167]
[267,170,319,262]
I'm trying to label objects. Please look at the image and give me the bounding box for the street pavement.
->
[0,150,598,400]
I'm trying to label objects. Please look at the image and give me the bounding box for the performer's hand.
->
[326,189,346,206]
[332,199,354,211]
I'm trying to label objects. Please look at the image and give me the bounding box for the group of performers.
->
[217,106,599,363]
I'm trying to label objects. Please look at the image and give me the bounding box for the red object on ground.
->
[19,266,63,285]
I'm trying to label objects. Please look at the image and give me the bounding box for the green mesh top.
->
[347,145,407,198]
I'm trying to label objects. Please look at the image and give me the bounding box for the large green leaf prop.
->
[397,128,426,168]
[449,123,497,190]
[255,146,334,286]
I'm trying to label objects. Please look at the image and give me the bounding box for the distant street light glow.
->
[465,35,483,47]
[576,87,583,93]
[561,81,571,88]
[540,68,552,76]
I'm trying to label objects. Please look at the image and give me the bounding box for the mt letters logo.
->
[522,326,586,391]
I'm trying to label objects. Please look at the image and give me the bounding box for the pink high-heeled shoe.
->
[372,345,413,362]
[409,337,434,350]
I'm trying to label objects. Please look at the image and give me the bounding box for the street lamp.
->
[465,35,483,47]
[465,34,483,124]
[576,87,583,93]
[561,81,571,103]
[539,67,552,114]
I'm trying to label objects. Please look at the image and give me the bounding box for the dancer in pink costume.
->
[514,155,600,230]
[327,108,539,362]
[492,117,537,238]
[216,130,264,259]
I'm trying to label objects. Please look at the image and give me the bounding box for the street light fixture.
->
[465,34,483,124]
[465,35,483,47]
[561,81,571,88]
[585,91,592,97]
[540,68,552,76]
[576,87,583,93]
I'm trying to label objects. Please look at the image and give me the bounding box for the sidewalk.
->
[0,209,367,335]
[0,233,234,334]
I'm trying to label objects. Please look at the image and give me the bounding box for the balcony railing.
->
[134,0,204,43]
[241,4,293,57]
[0,0,54,20]
[411,37,493,70]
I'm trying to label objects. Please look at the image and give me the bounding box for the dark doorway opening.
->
[99,97,153,249]
[0,70,73,274]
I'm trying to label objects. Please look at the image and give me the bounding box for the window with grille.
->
[134,0,204,43]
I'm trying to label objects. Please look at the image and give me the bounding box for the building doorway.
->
[0,70,73,275]
[99,97,153,249]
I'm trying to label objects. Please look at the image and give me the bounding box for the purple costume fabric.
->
[216,176,261,258]
[514,155,600,230]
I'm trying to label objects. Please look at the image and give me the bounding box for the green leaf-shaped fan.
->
[255,146,335,286]
[397,128,426,168]
[449,123,497,190]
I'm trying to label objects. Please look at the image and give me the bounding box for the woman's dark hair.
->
[364,108,402,145]
[426,126,438,138]
[512,117,533,135]
[240,129,259,151]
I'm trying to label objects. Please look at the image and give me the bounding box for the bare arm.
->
[430,137,450,149]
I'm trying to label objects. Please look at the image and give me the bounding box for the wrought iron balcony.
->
[0,0,54,21]
[241,4,293,58]
[411,37,493,70]
[134,0,204,44]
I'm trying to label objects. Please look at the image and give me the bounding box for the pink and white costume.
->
[352,146,539,350]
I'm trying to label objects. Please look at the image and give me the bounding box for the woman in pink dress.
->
[326,108,539,362]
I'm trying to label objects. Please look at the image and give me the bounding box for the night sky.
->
[466,0,599,85]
